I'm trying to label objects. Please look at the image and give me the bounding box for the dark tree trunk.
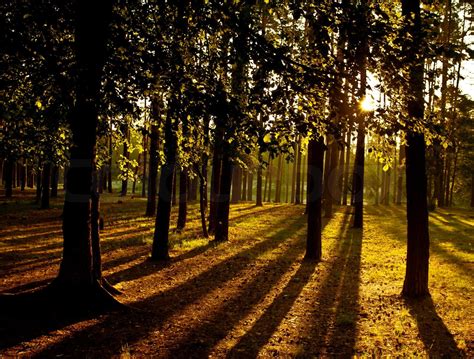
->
[295,141,302,204]
[198,159,209,238]
[145,122,159,217]
[306,137,325,261]
[208,132,223,233]
[176,170,188,230]
[384,167,391,205]
[41,162,51,209]
[151,111,177,261]
[51,165,59,198]
[55,0,115,303]
[231,166,242,203]
[247,172,253,201]
[107,134,113,193]
[242,170,247,201]
[256,152,263,206]
[120,126,129,197]
[35,166,42,203]
[396,145,405,205]
[401,0,430,298]
[4,159,13,198]
[324,139,338,217]
[20,159,26,191]
[215,152,233,242]
[275,155,283,202]
[352,116,366,228]
[342,121,352,205]
[291,143,297,203]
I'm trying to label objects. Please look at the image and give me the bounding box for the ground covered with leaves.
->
[0,192,473,357]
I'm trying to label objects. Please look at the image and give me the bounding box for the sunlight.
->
[360,96,376,112]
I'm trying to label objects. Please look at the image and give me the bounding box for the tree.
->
[401,0,430,298]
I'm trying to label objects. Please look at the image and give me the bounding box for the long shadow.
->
[295,216,362,357]
[165,222,308,358]
[405,297,463,357]
[366,205,473,277]
[225,212,349,358]
[5,210,305,355]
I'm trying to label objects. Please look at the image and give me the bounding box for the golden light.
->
[360,96,376,112]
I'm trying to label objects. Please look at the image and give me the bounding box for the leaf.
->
[263,133,271,143]
[35,100,42,109]
[383,164,390,172]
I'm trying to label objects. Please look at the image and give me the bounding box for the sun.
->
[360,96,376,112]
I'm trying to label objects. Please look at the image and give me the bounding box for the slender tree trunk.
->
[241,170,247,201]
[449,149,457,206]
[444,153,452,207]
[20,159,26,191]
[295,140,302,204]
[342,124,352,205]
[247,172,253,201]
[256,152,263,206]
[176,169,188,230]
[4,159,13,198]
[199,159,209,238]
[120,126,129,197]
[275,155,283,202]
[145,123,159,217]
[396,145,405,205]
[306,136,325,261]
[107,133,113,193]
[291,143,297,203]
[41,162,51,209]
[51,165,59,198]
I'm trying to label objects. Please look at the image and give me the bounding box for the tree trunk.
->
[247,172,253,201]
[401,0,430,298]
[4,159,13,198]
[275,155,283,202]
[256,152,263,206]
[306,137,325,261]
[107,133,113,193]
[396,145,405,205]
[324,139,338,217]
[198,159,209,238]
[146,123,159,217]
[41,162,51,209]
[54,0,116,307]
[151,111,177,261]
[342,125,352,205]
[208,132,223,233]
[291,143,297,203]
[176,169,188,230]
[215,152,233,242]
[51,165,59,198]
[295,140,302,204]
[35,165,42,203]
[241,170,247,201]
[470,173,474,208]
[120,126,129,197]
[20,159,26,191]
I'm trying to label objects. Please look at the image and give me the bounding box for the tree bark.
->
[256,151,263,206]
[4,159,13,198]
[215,152,233,242]
[306,137,324,261]
[55,0,115,300]
[295,140,302,204]
[120,125,129,197]
[176,169,188,230]
[401,0,430,298]
[208,130,223,233]
[41,162,51,209]
[275,155,283,202]
[151,110,177,261]
[145,123,159,217]
[396,145,405,205]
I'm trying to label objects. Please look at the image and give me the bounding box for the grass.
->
[0,191,472,357]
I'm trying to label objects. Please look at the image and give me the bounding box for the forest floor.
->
[0,191,473,358]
